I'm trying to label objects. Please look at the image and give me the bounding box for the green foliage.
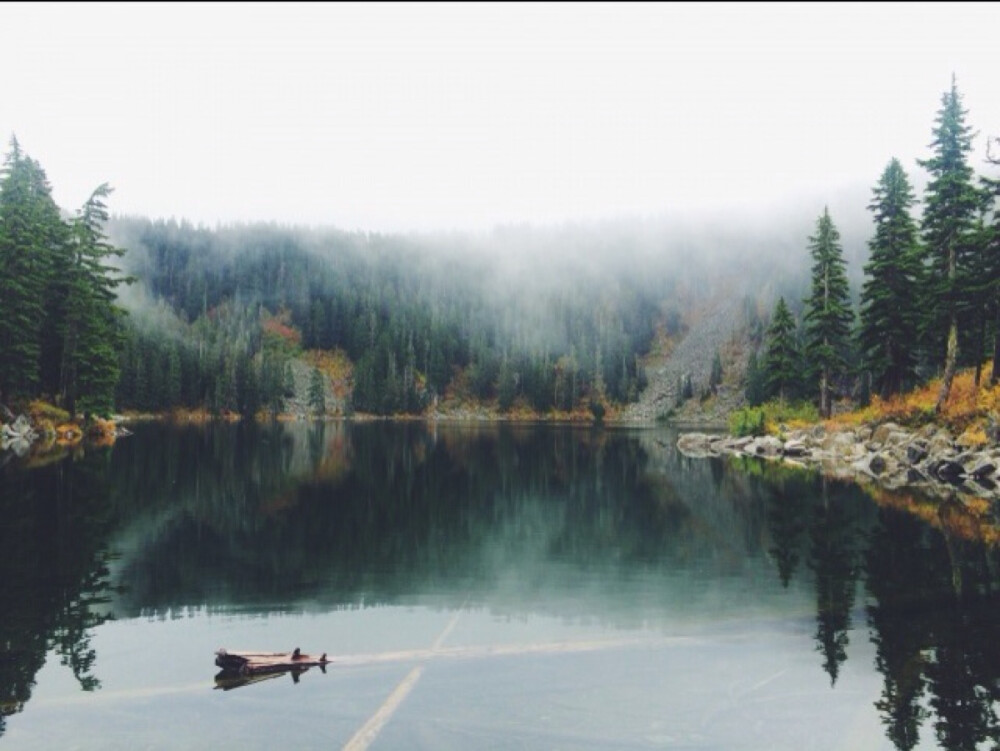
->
[743,349,767,407]
[0,139,130,415]
[729,406,767,437]
[763,297,800,402]
[0,138,61,399]
[917,76,983,406]
[109,217,660,415]
[729,399,821,438]
[803,208,854,418]
[859,158,923,399]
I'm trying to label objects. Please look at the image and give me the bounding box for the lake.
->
[1,421,999,750]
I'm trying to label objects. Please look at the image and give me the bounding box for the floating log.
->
[214,647,329,676]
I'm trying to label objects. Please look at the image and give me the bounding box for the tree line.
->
[108,217,659,416]
[748,76,1000,417]
[0,137,130,416]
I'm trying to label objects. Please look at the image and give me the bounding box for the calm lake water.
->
[2,421,999,750]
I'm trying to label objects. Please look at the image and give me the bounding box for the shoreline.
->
[676,421,1000,505]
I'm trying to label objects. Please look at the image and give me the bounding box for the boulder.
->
[752,436,784,456]
[869,454,888,475]
[782,440,810,458]
[968,460,997,481]
[928,459,966,483]
[872,422,904,445]
[906,441,929,465]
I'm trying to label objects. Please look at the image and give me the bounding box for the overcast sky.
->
[2,2,999,232]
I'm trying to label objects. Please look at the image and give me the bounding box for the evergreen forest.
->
[1,77,999,421]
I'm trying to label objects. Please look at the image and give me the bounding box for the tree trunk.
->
[935,314,958,413]
[975,304,987,388]
[820,366,830,418]
[992,299,1000,385]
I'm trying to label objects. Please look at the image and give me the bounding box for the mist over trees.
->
[4,76,999,424]
[107,214,809,417]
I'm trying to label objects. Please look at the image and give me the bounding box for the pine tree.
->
[918,76,981,411]
[0,139,64,401]
[743,349,767,407]
[763,297,799,403]
[61,185,131,416]
[803,208,854,418]
[859,159,923,398]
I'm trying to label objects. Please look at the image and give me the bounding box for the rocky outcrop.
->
[620,299,748,424]
[677,422,1000,501]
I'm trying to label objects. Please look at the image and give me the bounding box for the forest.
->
[1,78,998,422]
[746,77,1000,420]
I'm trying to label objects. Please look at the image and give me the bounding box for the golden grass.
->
[827,363,1000,435]
[27,399,70,423]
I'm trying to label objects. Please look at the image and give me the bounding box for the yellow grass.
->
[827,363,1000,435]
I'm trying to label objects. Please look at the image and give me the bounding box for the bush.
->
[729,407,766,437]
[729,400,820,437]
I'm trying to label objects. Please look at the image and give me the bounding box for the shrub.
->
[730,407,766,437]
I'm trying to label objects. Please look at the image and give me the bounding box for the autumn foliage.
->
[828,363,1000,436]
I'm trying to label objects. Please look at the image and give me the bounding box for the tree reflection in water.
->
[4,423,1000,749]
[0,446,115,737]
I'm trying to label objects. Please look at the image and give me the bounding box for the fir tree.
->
[918,76,981,411]
[859,158,923,398]
[61,185,131,416]
[803,208,854,418]
[763,297,799,403]
[0,139,64,400]
[743,349,767,407]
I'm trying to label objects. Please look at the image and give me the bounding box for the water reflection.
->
[0,446,115,736]
[2,422,1000,749]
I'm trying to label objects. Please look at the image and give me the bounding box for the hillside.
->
[105,216,811,421]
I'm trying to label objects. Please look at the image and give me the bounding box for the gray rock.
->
[869,454,888,475]
[753,436,784,456]
[871,423,902,444]
[782,440,810,457]
[906,441,929,465]
[928,459,966,483]
[968,460,997,480]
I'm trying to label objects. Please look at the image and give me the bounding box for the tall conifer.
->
[804,208,853,418]
[763,297,799,403]
[0,139,64,400]
[62,185,130,416]
[918,76,980,411]
[859,159,922,398]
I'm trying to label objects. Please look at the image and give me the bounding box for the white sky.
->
[3,1,999,232]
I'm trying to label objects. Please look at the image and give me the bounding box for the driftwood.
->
[214,647,330,677]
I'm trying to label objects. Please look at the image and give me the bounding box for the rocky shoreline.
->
[677,422,1000,502]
